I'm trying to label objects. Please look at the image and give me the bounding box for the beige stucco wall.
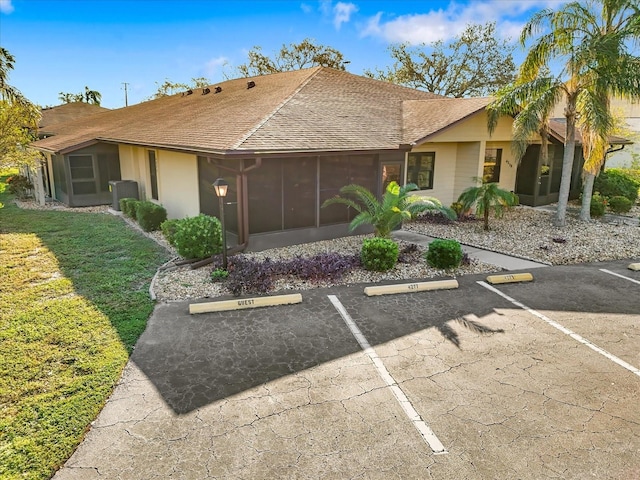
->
[407,112,519,206]
[156,150,199,219]
[409,143,457,205]
[454,142,483,200]
[117,145,200,219]
[426,110,515,143]
[118,145,147,199]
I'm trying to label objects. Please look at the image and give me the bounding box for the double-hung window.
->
[407,152,435,190]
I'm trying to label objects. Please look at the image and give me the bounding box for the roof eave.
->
[408,105,489,146]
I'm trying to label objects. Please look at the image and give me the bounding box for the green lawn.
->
[0,170,171,479]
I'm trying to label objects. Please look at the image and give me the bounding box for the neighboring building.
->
[31,67,611,251]
[39,102,109,138]
[29,103,110,204]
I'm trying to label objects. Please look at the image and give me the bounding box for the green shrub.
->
[119,198,140,219]
[595,170,640,203]
[608,195,633,214]
[136,201,167,232]
[6,175,33,199]
[210,268,229,282]
[590,193,607,218]
[360,237,399,272]
[426,239,463,269]
[173,214,223,259]
[160,219,180,246]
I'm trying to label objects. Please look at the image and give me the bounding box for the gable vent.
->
[202,87,211,95]
[247,81,256,89]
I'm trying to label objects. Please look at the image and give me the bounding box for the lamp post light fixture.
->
[212,178,229,270]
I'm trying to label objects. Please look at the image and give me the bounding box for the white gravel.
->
[406,205,640,265]
[15,199,640,302]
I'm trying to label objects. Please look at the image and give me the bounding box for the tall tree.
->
[0,48,40,169]
[237,38,348,77]
[58,86,102,105]
[1,48,36,110]
[488,0,640,226]
[575,0,640,221]
[83,86,102,105]
[149,77,212,99]
[365,23,516,97]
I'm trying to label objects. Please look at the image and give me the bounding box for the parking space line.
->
[477,281,640,379]
[327,294,447,454]
[600,268,640,285]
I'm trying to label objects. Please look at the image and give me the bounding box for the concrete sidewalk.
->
[392,230,549,271]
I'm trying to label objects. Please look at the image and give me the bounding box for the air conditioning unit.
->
[108,180,139,211]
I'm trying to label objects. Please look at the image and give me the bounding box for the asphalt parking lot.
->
[54,259,640,480]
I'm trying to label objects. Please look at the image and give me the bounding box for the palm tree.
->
[488,0,640,227]
[575,1,640,220]
[84,86,102,105]
[457,182,518,231]
[322,181,455,238]
[0,47,36,113]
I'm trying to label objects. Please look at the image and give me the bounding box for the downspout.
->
[600,144,625,173]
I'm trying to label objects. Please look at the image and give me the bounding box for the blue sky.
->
[1,0,566,108]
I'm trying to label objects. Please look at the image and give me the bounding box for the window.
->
[148,150,158,200]
[69,154,97,195]
[483,148,502,183]
[407,152,435,190]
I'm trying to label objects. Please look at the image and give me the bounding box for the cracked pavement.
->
[54,260,640,479]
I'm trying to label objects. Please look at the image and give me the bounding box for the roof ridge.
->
[231,67,323,149]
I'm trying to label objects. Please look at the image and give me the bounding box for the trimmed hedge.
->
[360,237,399,272]
[136,201,167,232]
[426,239,463,269]
[172,214,223,259]
[608,195,632,214]
[160,219,180,246]
[595,170,640,203]
[119,198,140,219]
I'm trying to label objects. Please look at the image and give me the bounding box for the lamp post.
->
[212,178,228,270]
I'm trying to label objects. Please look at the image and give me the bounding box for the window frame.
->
[148,150,159,200]
[483,148,502,184]
[407,152,435,190]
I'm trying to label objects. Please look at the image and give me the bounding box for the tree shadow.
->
[132,278,510,414]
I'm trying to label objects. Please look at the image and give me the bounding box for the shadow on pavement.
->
[132,276,510,414]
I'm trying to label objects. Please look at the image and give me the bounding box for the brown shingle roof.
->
[548,118,632,145]
[33,67,443,155]
[39,102,109,135]
[402,97,493,144]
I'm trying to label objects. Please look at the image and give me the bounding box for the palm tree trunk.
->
[579,172,595,221]
[555,94,578,227]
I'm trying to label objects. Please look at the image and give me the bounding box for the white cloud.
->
[360,0,568,44]
[203,56,229,77]
[300,2,313,14]
[0,0,14,14]
[333,2,358,29]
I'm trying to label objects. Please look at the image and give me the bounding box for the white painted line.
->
[477,281,640,378]
[327,294,447,454]
[600,268,640,285]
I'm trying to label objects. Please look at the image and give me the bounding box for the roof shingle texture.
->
[33,67,446,155]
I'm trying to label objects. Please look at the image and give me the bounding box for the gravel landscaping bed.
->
[16,199,639,302]
[406,205,640,265]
